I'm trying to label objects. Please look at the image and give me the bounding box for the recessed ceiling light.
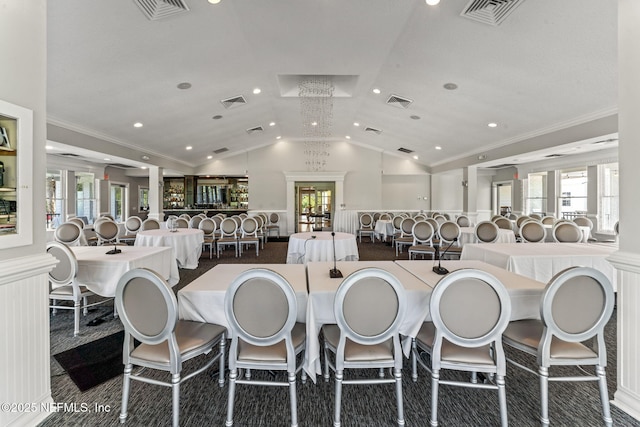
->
[253,88,261,94]
[186,146,193,150]
[134,122,143,128]
[311,121,317,126]
[141,155,150,161]
[212,115,223,120]
[207,155,213,159]
[372,88,381,94]
[45,145,53,150]
[276,136,282,140]
[443,83,458,90]
[269,122,276,126]
[141,166,147,169]
[177,82,191,90]
[208,0,221,4]
[413,155,419,160]
[104,158,111,161]
[345,136,351,139]
[488,122,498,128]
[353,122,360,127]
[426,0,440,5]
[435,146,442,150]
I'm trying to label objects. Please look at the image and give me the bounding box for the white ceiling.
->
[46,0,618,171]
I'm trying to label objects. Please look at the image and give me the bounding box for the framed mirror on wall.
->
[0,99,33,249]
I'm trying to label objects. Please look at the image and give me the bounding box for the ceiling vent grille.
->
[58,153,81,158]
[592,138,618,145]
[544,154,563,158]
[364,127,382,135]
[246,126,264,134]
[386,94,413,109]
[397,147,414,154]
[213,147,229,154]
[220,95,247,109]
[108,163,138,170]
[460,0,526,26]
[487,163,516,169]
[133,0,190,21]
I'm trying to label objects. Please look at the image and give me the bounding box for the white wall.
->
[381,174,430,210]
[431,171,463,211]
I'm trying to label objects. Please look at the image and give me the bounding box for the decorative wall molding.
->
[0,253,57,287]
[607,251,640,275]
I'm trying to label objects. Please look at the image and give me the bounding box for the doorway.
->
[295,182,335,232]
[493,182,513,216]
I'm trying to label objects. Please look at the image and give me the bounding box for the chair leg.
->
[73,301,81,337]
[394,367,405,426]
[218,338,226,388]
[82,296,89,315]
[323,342,330,382]
[120,364,132,424]
[226,369,237,426]
[497,374,508,427]
[334,370,343,427]
[288,371,298,427]
[171,373,180,427]
[411,339,418,382]
[430,369,439,427]
[597,365,613,427]
[539,366,550,426]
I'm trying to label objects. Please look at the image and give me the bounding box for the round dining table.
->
[134,228,204,269]
[286,231,359,264]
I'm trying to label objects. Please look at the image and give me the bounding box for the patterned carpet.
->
[41,238,640,426]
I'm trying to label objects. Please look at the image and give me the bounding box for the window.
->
[139,187,149,212]
[598,162,619,232]
[45,170,63,229]
[525,172,547,215]
[558,168,588,219]
[76,172,96,224]
[110,183,127,222]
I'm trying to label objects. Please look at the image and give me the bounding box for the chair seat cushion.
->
[415,322,495,366]
[50,285,91,297]
[323,324,394,362]
[408,245,435,253]
[503,319,598,359]
[131,320,226,364]
[237,322,306,363]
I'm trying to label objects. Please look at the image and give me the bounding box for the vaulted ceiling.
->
[46,0,618,172]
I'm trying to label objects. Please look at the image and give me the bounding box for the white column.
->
[462,166,478,224]
[610,0,640,421]
[148,166,164,221]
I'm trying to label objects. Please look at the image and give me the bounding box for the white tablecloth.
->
[135,228,204,269]
[332,210,359,234]
[374,219,395,241]
[70,246,179,297]
[459,227,516,246]
[460,242,618,290]
[178,264,308,337]
[286,232,359,264]
[304,261,429,381]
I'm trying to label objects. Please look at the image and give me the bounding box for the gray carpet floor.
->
[41,239,640,426]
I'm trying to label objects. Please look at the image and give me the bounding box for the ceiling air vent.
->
[213,147,229,154]
[397,147,414,154]
[133,0,190,21]
[592,138,618,145]
[460,0,526,26]
[386,94,413,109]
[544,154,563,158]
[246,126,264,134]
[220,95,247,109]
[487,163,516,169]
[108,163,138,170]
[364,127,382,135]
[58,153,81,158]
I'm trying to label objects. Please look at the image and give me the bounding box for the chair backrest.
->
[429,269,511,371]
[254,215,264,230]
[538,267,614,364]
[197,213,207,219]
[400,217,415,237]
[456,215,471,227]
[175,218,189,229]
[541,216,556,225]
[379,213,392,221]
[198,217,216,236]
[179,213,191,221]
[438,221,461,245]
[220,217,238,238]
[189,216,203,229]
[493,217,512,230]
[412,220,434,245]
[100,214,115,221]
[475,221,499,243]
[414,213,428,221]
[553,221,583,243]
[508,213,518,220]
[116,268,179,364]
[392,215,404,231]
[55,222,83,246]
[125,216,142,234]
[95,220,119,242]
[516,216,531,228]
[46,241,78,286]
[433,215,447,225]
[530,213,543,221]
[225,268,298,369]
[239,213,249,219]
[573,217,593,230]
[269,213,280,225]
[490,215,503,222]
[212,215,224,230]
[614,221,619,235]
[359,213,373,228]
[166,215,179,222]
[241,217,258,236]
[373,212,381,222]
[68,217,86,230]
[520,220,546,243]
[334,268,406,348]
[140,218,160,231]
[425,218,440,237]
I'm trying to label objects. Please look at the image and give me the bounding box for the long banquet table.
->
[286,231,359,264]
[460,242,618,290]
[135,228,204,269]
[177,264,308,336]
[70,245,179,297]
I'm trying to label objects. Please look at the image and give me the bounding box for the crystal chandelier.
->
[299,76,334,171]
